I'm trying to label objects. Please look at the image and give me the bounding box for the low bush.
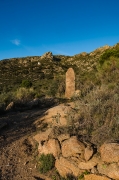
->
[37,154,55,174]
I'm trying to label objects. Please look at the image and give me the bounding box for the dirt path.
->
[0,108,49,180]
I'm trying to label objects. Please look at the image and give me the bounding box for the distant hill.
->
[0,43,119,105]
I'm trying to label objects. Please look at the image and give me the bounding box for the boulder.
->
[100,142,119,163]
[57,134,70,144]
[78,156,99,170]
[38,104,74,126]
[62,136,85,158]
[84,145,94,161]
[97,162,119,179]
[38,139,61,158]
[55,156,84,177]
[6,102,14,111]
[65,68,75,99]
[84,174,111,180]
[33,128,52,143]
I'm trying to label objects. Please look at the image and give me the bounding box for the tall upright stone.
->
[65,68,75,99]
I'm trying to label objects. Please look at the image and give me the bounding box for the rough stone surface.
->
[55,156,83,177]
[57,134,70,144]
[62,136,85,158]
[33,128,52,143]
[78,156,99,170]
[84,174,111,180]
[84,145,94,161]
[41,52,53,60]
[38,104,73,126]
[97,163,119,179]
[6,102,14,111]
[100,143,119,163]
[65,68,75,99]
[38,139,61,158]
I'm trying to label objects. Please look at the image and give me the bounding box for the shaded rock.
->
[65,68,75,99]
[38,139,61,158]
[97,162,119,179]
[62,136,85,158]
[55,156,84,177]
[84,174,111,180]
[57,134,70,144]
[6,102,14,111]
[84,145,94,161]
[27,98,39,108]
[100,142,119,163]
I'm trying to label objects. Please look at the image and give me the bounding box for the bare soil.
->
[0,108,50,180]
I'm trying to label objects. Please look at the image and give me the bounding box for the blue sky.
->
[0,0,119,60]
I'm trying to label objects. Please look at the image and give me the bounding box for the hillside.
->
[0,44,113,105]
[1,43,119,179]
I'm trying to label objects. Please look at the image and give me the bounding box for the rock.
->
[33,128,52,143]
[6,102,14,111]
[38,139,61,158]
[65,68,75,99]
[97,162,119,179]
[84,174,111,180]
[57,134,70,144]
[73,90,81,98]
[37,104,74,126]
[55,156,84,177]
[27,98,39,108]
[84,145,94,161]
[62,136,85,158]
[41,52,53,60]
[100,142,119,163]
[91,167,98,174]
[78,156,99,170]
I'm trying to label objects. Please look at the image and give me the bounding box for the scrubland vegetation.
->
[1,43,119,146]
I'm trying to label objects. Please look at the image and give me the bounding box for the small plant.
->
[21,79,32,88]
[78,171,90,179]
[37,153,55,174]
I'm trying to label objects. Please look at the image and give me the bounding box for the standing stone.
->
[65,68,75,98]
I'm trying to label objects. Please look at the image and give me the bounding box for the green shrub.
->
[21,79,32,88]
[37,154,55,173]
[15,87,35,102]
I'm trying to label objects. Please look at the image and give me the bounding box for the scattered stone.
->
[38,139,61,158]
[57,134,70,144]
[55,156,84,177]
[97,162,119,179]
[78,156,99,170]
[65,68,75,99]
[33,128,52,143]
[62,136,85,158]
[84,145,94,161]
[100,143,119,163]
[6,102,14,111]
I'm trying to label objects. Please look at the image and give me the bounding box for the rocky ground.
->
[0,108,50,180]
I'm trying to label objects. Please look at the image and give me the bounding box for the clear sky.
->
[0,0,119,60]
